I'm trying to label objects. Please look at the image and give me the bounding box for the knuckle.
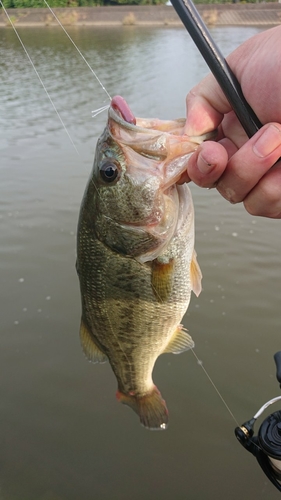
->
[216,184,242,204]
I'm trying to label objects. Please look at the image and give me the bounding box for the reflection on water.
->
[1,24,280,500]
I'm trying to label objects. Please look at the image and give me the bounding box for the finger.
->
[220,111,248,148]
[185,27,281,138]
[184,75,231,136]
[216,123,281,203]
[244,163,281,219]
[177,141,229,188]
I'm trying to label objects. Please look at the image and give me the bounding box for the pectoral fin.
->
[190,250,202,297]
[151,259,175,302]
[163,325,194,354]
[79,319,108,364]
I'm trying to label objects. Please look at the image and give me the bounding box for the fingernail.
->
[197,152,215,174]
[253,124,281,158]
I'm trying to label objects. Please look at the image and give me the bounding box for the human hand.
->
[181,26,281,218]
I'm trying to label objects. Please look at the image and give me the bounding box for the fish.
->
[76,95,215,430]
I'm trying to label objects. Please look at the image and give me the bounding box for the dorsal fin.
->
[79,319,108,364]
[190,250,202,297]
[163,325,194,354]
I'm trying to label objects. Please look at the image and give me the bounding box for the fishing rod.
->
[170,0,262,138]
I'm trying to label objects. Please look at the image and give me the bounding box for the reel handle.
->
[274,351,281,385]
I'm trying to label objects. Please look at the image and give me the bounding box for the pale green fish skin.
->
[76,97,213,430]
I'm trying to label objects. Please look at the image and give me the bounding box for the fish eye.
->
[99,159,120,183]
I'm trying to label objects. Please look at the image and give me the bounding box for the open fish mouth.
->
[108,95,216,188]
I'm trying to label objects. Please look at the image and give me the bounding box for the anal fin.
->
[163,324,194,354]
[79,319,108,364]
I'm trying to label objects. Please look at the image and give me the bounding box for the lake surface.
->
[1,22,281,500]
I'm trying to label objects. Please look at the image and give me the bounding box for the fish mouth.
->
[108,96,216,188]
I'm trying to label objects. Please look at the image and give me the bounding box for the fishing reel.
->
[235,351,281,492]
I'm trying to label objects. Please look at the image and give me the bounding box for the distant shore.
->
[1,3,281,27]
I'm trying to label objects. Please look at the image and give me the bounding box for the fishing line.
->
[0,0,79,155]
[92,104,110,119]
[191,348,240,426]
[43,0,112,102]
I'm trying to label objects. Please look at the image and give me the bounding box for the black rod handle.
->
[170,0,262,138]
[274,351,281,385]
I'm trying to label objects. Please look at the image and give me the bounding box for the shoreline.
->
[1,4,281,27]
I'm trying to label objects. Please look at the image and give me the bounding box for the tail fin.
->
[116,386,168,430]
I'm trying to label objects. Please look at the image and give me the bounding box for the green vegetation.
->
[1,0,279,7]
[1,0,168,6]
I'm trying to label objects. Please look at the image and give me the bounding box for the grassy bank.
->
[0,3,281,27]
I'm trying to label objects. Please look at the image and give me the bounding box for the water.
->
[1,23,280,500]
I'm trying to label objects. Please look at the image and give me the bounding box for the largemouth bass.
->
[76,96,214,430]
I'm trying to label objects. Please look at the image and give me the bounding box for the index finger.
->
[184,74,234,136]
